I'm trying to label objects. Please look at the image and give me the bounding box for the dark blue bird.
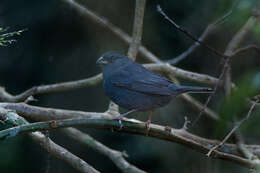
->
[97,51,212,123]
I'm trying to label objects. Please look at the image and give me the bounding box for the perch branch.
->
[1,118,260,169]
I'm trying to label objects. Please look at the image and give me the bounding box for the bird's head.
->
[96,51,131,68]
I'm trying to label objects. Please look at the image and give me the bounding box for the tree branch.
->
[30,131,100,173]
[0,63,224,103]
[223,11,260,96]
[0,102,111,121]
[60,0,162,63]
[61,128,146,173]
[230,44,260,57]
[0,74,102,102]
[207,100,258,156]
[145,63,221,86]
[127,0,146,60]
[1,117,260,169]
[157,5,227,59]
[0,107,100,173]
[167,23,216,64]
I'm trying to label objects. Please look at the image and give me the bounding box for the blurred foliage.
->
[216,71,260,136]
[0,27,25,46]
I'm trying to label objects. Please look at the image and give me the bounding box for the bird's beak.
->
[96,56,108,65]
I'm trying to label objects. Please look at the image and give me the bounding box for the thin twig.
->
[0,63,224,103]
[157,5,227,59]
[192,57,230,127]
[167,24,215,64]
[167,2,236,65]
[193,8,260,126]
[231,45,260,57]
[207,100,258,157]
[166,74,219,121]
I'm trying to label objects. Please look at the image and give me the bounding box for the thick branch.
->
[62,128,146,173]
[1,118,260,169]
[30,131,100,173]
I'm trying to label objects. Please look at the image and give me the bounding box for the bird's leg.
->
[145,111,153,134]
[113,109,137,129]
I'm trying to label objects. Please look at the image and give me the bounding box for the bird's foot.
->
[113,115,124,129]
[144,119,151,136]
[112,109,138,130]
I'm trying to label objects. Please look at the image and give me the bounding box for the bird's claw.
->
[118,119,123,130]
[145,119,151,136]
[113,115,124,129]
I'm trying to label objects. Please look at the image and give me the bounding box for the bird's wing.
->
[110,63,172,96]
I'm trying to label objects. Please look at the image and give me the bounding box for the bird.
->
[97,51,212,127]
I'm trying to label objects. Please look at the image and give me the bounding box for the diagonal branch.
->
[157,5,227,59]
[207,100,258,156]
[30,131,100,173]
[167,23,216,65]
[62,128,146,173]
[61,0,161,63]
[0,107,100,173]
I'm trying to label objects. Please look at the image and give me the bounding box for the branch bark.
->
[127,0,146,60]
[1,118,260,169]
[30,131,100,173]
[0,102,111,121]
[62,128,146,173]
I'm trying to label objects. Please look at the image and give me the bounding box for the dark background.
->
[0,0,260,172]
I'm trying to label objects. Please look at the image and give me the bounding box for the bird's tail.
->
[168,84,213,96]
